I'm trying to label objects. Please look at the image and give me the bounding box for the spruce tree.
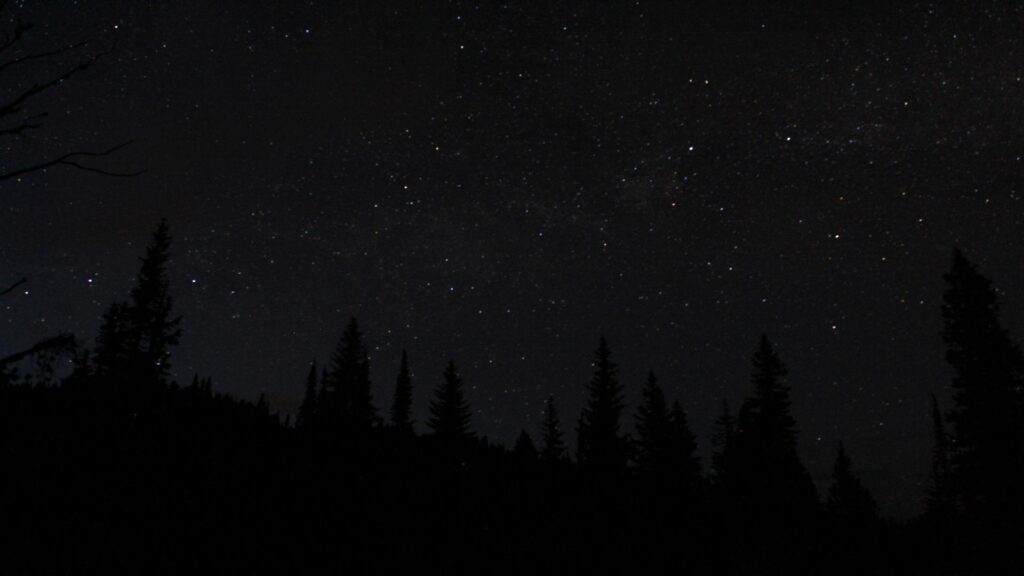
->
[825,442,878,522]
[326,317,375,431]
[733,335,817,515]
[540,395,565,461]
[427,360,472,439]
[710,399,736,483]
[126,218,181,388]
[635,371,670,473]
[926,393,953,520]
[390,350,413,432]
[93,300,131,382]
[941,249,1024,514]
[576,336,627,474]
[666,400,701,487]
[297,360,319,430]
[514,429,537,460]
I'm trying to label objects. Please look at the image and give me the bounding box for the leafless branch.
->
[0,39,89,74]
[0,333,75,367]
[0,276,26,296]
[0,140,144,181]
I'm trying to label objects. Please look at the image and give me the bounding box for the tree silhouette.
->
[325,317,375,432]
[635,370,670,474]
[125,218,181,389]
[666,400,701,487]
[710,399,736,484]
[390,350,413,432]
[576,336,628,474]
[0,3,139,182]
[733,335,818,516]
[514,429,537,460]
[540,395,565,462]
[825,442,878,522]
[941,249,1024,516]
[296,360,318,430]
[925,393,953,521]
[427,360,472,439]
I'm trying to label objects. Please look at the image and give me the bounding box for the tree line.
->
[1,220,1021,574]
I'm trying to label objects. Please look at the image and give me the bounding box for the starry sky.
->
[4,1,1024,517]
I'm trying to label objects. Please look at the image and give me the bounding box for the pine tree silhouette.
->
[427,360,472,439]
[93,300,131,383]
[635,370,670,473]
[710,399,736,484]
[825,442,878,522]
[390,350,413,432]
[576,336,627,474]
[941,249,1024,516]
[125,218,181,389]
[297,360,318,430]
[540,395,565,461]
[926,393,953,521]
[666,400,701,487]
[514,429,537,460]
[733,335,818,516]
[326,317,376,432]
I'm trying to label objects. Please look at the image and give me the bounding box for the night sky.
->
[4,1,1024,517]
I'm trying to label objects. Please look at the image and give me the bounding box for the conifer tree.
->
[326,317,375,431]
[126,218,181,388]
[825,442,878,522]
[514,429,537,460]
[635,371,670,473]
[540,395,565,461]
[390,350,413,432]
[733,335,817,514]
[941,249,1024,513]
[666,400,701,487]
[93,300,131,382]
[710,399,736,483]
[297,360,318,430]
[926,393,953,520]
[427,360,472,439]
[576,336,627,474]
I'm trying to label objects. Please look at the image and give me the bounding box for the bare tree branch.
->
[0,333,75,367]
[0,140,144,181]
[0,39,89,74]
[0,276,26,296]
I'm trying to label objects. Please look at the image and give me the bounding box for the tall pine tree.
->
[941,249,1024,515]
[733,335,818,516]
[126,218,181,388]
[427,360,472,439]
[666,400,701,488]
[325,317,376,432]
[390,350,413,432]
[540,395,565,461]
[825,442,878,523]
[635,371,670,474]
[576,336,627,474]
[297,360,319,430]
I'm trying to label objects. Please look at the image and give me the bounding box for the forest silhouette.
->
[2,220,1022,574]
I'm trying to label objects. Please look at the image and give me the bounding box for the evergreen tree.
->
[390,350,413,432]
[540,395,565,461]
[514,429,537,460]
[427,360,472,439]
[296,360,318,430]
[710,399,736,483]
[126,218,181,388]
[666,400,701,487]
[941,249,1024,514]
[825,442,878,522]
[733,335,818,515]
[635,371,670,473]
[926,393,953,520]
[576,336,627,474]
[326,317,375,431]
[93,300,131,382]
